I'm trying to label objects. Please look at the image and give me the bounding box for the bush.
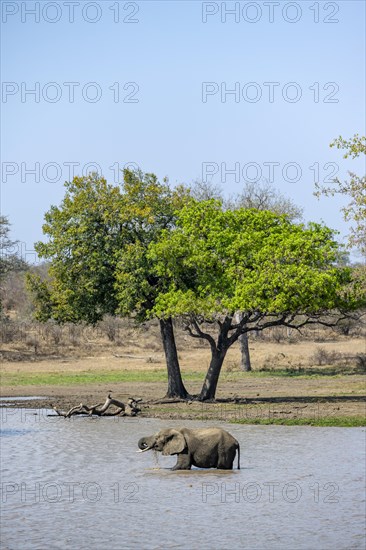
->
[67,324,82,346]
[0,317,17,343]
[310,347,340,366]
[356,353,366,372]
[98,315,121,342]
[271,328,285,343]
[25,335,40,354]
[43,322,63,345]
[260,353,287,370]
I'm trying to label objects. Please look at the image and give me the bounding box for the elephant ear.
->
[162,430,186,456]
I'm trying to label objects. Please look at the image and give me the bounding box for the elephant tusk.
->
[136,446,153,453]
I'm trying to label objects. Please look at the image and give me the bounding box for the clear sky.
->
[1,0,365,263]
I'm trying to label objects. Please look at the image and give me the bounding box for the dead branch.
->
[49,393,142,418]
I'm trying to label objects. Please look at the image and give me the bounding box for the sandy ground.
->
[1,337,365,420]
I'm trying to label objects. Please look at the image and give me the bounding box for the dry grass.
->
[1,316,365,376]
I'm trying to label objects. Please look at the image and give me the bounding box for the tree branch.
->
[50,394,142,417]
[183,317,217,352]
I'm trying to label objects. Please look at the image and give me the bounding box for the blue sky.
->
[1,0,365,262]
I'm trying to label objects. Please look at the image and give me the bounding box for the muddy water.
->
[0,410,365,550]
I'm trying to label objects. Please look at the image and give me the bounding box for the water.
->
[0,397,47,406]
[1,409,365,550]
[0,397,47,401]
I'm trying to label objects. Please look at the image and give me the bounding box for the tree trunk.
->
[236,313,252,372]
[239,330,251,371]
[199,349,227,401]
[159,317,189,399]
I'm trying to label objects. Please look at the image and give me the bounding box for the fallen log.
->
[50,393,142,418]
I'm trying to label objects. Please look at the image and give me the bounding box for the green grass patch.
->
[0,369,206,386]
[230,416,366,427]
[1,366,364,389]
[222,368,365,379]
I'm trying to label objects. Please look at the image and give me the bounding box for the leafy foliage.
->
[330,134,366,159]
[28,173,123,323]
[315,134,366,254]
[114,170,188,322]
[148,200,356,319]
[148,200,363,399]
[28,170,188,324]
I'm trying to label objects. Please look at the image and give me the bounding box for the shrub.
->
[310,347,341,366]
[43,323,63,345]
[25,335,39,354]
[98,315,121,342]
[356,353,366,372]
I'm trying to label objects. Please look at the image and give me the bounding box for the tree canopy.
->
[28,170,187,324]
[29,173,123,323]
[188,179,303,372]
[149,200,353,318]
[148,200,362,399]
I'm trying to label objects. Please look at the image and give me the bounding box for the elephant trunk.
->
[137,436,155,453]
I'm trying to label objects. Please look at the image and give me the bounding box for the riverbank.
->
[1,369,365,427]
[1,338,365,426]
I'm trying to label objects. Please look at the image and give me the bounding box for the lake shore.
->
[1,337,365,426]
[1,372,365,426]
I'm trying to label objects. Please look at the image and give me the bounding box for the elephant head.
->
[137,428,187,456]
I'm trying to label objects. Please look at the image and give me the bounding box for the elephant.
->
[137,427,240,470]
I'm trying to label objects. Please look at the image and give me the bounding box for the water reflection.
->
[1,409,365,549]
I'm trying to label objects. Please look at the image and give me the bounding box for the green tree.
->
[226,180,303,370]
[148,200,361,400]
[29,174,123,323]
[114,169,189,397]
[188,179,303,371]
[315,134,366,254]
[27,170,190,398]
